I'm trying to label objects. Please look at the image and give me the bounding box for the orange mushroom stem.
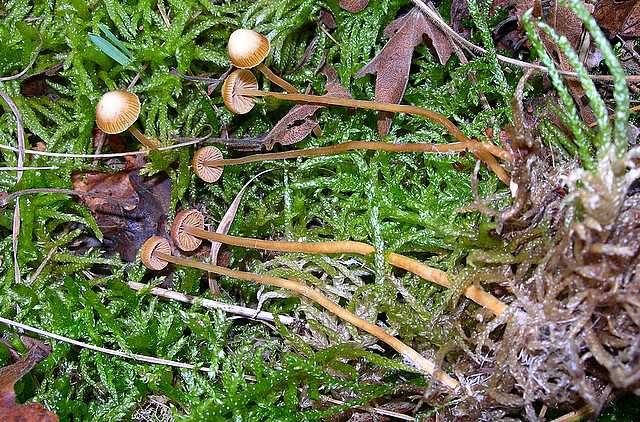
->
[170,209,507,316]
[140,236,460,389]
[242,88,510,183]
[222,70,509,184]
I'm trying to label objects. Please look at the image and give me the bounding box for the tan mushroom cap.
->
[171,209,205,252]
[95,90,141,134]
[228,29,270,69]
[222,69,258,114]
[192,146,224,183]
[140,236,171,271]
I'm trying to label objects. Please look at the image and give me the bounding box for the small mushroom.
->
[140,236,171,271]
[169,208,506,315]
[171,209,205,251]
[227,29,322,136]
[221,69,258,115]
[218,69,510,184]
[192,146,225,183]
[139,235,460,389]
[95,91,158,149]
[228,29,297,95]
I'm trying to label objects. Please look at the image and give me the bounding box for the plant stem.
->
[182,226,506,315]
[238,88,510,184]
[127,281,295,324]
[156,251,460,389]
[129,125,159,149]
[204,140,509,167]
[255,64,322,137]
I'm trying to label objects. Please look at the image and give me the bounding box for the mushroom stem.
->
[181,225,506,315]
[154,248,459,389]
[129,126,159,149]
[255,64,322,137]
[203,140,509,167]
[238,88,509,184]
[255,63,298,94]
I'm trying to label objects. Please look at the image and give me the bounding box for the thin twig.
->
[0,135,219,160]
[0,90,25,287]
[0,166,59,171]
[550,404,592,422]
[170,68,223,84]
[128,281,295,324]
[127,64,148,90]
[410,0,640,82]
[157,0,171,27]
[321,397,414,421]
[29,246,58,285]
[0,39,42,81]
[0,316,214,373]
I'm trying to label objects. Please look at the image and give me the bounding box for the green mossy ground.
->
[0,0,638,420]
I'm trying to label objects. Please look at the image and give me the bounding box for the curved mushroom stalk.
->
[191,139,509,184]
[170,209,507,316]
[140,236,460,389]
[95,91,159,149]
[227,29,321,136]
[222,69,509,184]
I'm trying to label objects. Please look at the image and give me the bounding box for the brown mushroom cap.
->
[221,69,258,114]
[192,146,224,183]
[95,90,141,134]
[171,209,205,252]
[140,236,171,271]
[227,29,270,69]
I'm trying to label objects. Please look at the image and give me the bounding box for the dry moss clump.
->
[445,100,640,421]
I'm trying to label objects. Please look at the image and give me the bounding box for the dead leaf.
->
[355,7,453,136]
[451,0,471,39]
[320,10,337,29]
[593,0,640,38]
[0,338,57,421]
[19,63,63,98]
[72,170,170,261]
[262,66,352,150]
[339,0,369,13]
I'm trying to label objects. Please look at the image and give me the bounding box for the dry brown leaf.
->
[0,338,58,422]
[72,170,170,261]
[451,0,471,39]
[355,7,453,136]
[339,0,369,13]
[594,0,640,38]
[262,66,352,150]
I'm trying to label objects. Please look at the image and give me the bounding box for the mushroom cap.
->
[192,146,224,183]
[222,69,258,114]
[228,29,270,69]
[95,90,141,134]
[140,236,171,271]
[171,209,205,252]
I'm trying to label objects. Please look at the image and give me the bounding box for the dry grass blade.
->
[207,169,272,294]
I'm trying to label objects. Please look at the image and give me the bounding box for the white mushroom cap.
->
[227,29,270,69]
[95,91,141,134]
